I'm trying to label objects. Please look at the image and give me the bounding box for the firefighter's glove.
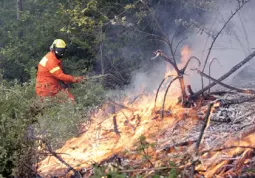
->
[73,76,84,83]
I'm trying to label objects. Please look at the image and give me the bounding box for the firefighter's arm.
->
[50,66,83,83]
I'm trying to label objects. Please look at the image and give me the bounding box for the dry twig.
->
[208,58,221,93]
[43,141,81,177]
[191,103,213,177]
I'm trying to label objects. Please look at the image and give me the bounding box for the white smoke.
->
[125,0,255,97]
[185,0,255,90]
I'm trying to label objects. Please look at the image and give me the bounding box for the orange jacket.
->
[35,51,76,97]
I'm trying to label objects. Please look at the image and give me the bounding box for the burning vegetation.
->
[33,1,255,177]
[36,45,255,177]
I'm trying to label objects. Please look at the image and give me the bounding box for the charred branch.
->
[180,56,201,74]
[153,50,176,68]
[154,75,176,108]
[216,95,255,107]
[201,146,255,155]
[191,50,255,98]
[187,85,194,95]
[210,116,231,123]
[112,105,120,135]
[191,103,213,177]
[118,166,178,173]
[197,70,255,94]
[153,50,189,100]
[113,115,120,135]
[161,77,179,119]
[43,141,81,177]
[128,93,146,104]
[162,139,198,152]
[173,37,188,56]
[209,58,221,93]
[108,98,138,112]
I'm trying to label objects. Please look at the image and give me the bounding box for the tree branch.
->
[197,70,255,94]
[154,75,176,108]
[161,77,179,119]
[201,1,250,72]
[191,50,255,98]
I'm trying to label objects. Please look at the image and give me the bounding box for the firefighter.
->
[35,39,84,101]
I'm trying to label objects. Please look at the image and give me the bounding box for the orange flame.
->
[180,45,191,67]
[37,45,255,178]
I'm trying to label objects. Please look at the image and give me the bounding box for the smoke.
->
[185,0,255,89]
[124,0,255,97]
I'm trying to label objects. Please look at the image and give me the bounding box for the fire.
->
[180,45,191,67]
[37,46,255,177]
[197,132,255,177]
[37,96,181,176]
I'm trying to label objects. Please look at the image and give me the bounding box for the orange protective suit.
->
[35,51,79,101]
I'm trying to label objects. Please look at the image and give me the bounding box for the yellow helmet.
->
[50,39,67,58]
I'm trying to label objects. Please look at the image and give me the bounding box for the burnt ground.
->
[37,66,255,177]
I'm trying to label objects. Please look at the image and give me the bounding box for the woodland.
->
[1,0,255,177]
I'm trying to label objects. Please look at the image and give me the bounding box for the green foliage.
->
[0,0,217,177]
[168,161,177,178]
[0,80,36,177]
[136,135,155,166]
[92,164,128,178]
[0,75,106,177]
[32,81,106,149]
[246,169,255,173]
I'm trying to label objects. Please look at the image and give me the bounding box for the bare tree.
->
[147,0,252,109]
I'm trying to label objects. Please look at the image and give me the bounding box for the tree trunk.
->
[16,0,23,20]
[179,77,187,100]
[100,42,104,75]
[99,28,104,75]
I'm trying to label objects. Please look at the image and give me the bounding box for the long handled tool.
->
[61,74,110,88]
[84,74,110,80]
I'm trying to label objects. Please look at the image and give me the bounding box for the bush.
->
[0,77,106,177]
[0,80,36,177]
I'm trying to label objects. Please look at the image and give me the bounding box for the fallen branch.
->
[191,50,255,98]
[197,70,255,94]
[217,95,255,106]
[111,105,120,135]
[208,91,236,95]
[43,141,81,177]
[191,103,213,177]
[108,98,138,112]
[113,115,120,135]
[118,166,177,173]
[201,146,255,155]
[128,93,146,104]
[162,139,198,152]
